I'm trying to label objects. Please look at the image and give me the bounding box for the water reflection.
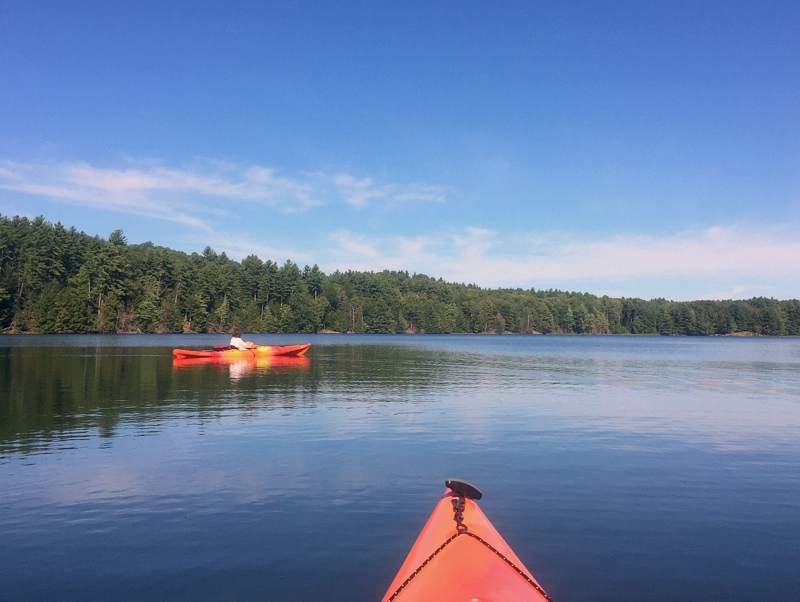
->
[172,354,311,381]
[2,336,800,456]
[0,342,451,456]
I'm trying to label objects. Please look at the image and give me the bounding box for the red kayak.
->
[172,343,310,360]
[382,479,551,602]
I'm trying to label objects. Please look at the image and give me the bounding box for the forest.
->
[1,214,798,336]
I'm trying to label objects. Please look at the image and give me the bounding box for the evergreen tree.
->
[1,213,798,336]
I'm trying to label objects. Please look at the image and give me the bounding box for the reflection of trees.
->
[0,344,448,455]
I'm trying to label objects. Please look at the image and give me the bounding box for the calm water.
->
[1,334,799,601]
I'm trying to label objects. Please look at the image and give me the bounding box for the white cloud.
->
[519,226,800,283]
[328,173,449,208]
[328,231,385,261]
[391,184,448,205]
[2,157,797,300]
[0,158,447,224]
[326,230,434,271]
[331,173,387,207]
[320,225,800,300]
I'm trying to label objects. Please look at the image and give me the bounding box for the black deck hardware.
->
[445,478,483,500]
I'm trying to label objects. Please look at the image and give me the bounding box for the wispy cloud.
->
[327,172,449,208]
[523,226,800,284]
[2,160,216,230]
[330,174,387,208]
[3,158,797,300]
[0,158,448,225]
[321,225,800,300]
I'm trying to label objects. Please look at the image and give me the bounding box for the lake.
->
[1,334,799,601]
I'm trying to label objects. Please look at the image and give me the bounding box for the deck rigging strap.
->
[384,530,552,602]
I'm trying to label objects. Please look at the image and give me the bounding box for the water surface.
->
[1,334,799,600]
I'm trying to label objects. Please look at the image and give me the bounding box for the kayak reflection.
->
[172,354,310,380]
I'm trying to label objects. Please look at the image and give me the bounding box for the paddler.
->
[229,327,256,350]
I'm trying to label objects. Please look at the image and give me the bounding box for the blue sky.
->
[1,1,798,301]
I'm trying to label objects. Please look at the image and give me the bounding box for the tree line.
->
[2,214,799,336]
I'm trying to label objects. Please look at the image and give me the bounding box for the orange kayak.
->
[172,343,310,359]
[382,479,551,602]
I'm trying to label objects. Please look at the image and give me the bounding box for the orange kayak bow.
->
[382,479,551,602]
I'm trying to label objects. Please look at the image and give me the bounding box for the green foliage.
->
[1,213,799,336]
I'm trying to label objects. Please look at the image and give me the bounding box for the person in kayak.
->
[229,328,256,350]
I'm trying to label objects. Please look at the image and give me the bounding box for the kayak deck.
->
[382,479,551,602]
[172,343,310,359]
